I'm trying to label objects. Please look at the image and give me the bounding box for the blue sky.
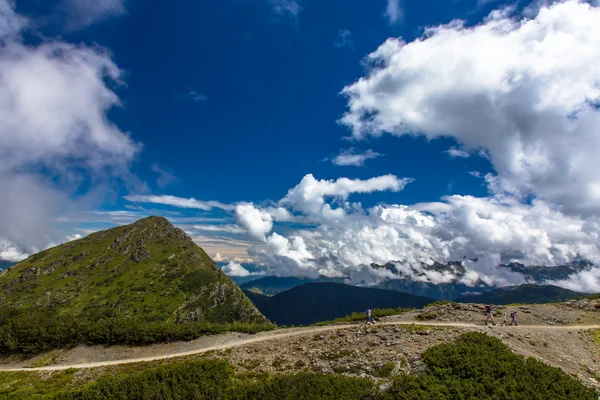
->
[3,0,600,291]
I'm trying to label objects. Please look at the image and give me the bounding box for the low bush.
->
[0,307,274,355]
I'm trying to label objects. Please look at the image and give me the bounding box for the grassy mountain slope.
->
[245,282,433,326]
[0,216,265,324]
[454,284,590,305]
[240,276,344,296]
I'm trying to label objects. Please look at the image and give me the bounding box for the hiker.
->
[510,311,518,326]
[366,308,375,325]
[484,304,495,325]
[501,312,508,326]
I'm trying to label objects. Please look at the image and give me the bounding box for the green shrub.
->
[52,359,375,400]
[0,307,274,355]
[378,332,596,400]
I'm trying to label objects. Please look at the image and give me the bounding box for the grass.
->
[312,307,412,326]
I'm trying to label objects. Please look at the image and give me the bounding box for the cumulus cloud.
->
[0,2,140,252]
[124,195,233,211]
[235,203,274,241]
[384,0,403,24]
[280,174,411,218]
[332,148,382,166]
[0,240,29,262]
[341,0,600,215]
[221,260,256,277]
[192,224,246,235]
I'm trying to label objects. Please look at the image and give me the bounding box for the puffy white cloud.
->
[341,0,600,215]
[0,2,140,250]
[124,195,233,211]
[221,260,255,277]
[280,173,412,218]
[235,203,274,241]
[0,240,29,262]
[384,0,403,24]
[65,233,82,242]
[332,148,382,167]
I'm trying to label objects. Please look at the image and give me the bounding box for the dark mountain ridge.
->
[244,282,433,326]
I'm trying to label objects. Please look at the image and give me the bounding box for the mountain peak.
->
[0,217,265,324]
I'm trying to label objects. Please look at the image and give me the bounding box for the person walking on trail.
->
[484,304,496,325]
[510,311,518,326]
[366,308,375,325]
[501,312,508,326]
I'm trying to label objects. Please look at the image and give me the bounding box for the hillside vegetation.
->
[245,282,433,326]
[0,217,269,354]
[44,333,595,400]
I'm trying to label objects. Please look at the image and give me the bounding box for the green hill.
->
[0,216,264,324]
[245,282,434,326]
[454,284,591,305]
[0,217,270,354]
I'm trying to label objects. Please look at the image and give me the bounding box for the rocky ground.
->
[2,300,600,392]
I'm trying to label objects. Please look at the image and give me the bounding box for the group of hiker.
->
[365,305,519,326]
[485,304,518,326]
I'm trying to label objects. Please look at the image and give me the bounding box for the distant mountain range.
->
[454,284,593,305]
[243,282,433,326]
[240,276,344,296]
[369,260,593,300]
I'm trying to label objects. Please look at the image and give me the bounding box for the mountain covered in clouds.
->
[368,260,595,300]
[454,284,592,305]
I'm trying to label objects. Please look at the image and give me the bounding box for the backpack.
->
[485,305,491,313]
[510,312,515,318]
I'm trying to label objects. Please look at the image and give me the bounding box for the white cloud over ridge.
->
[124,195,234,211]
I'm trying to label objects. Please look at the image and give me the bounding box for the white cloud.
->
[0,0,26,38]
[192,224,246,235]
[446,147,470,158]
[384,0,403,25]
[65,233,82,242]
[333,29,354,49]
[124,195,234,211]
[58,0,126,31]
[151,164,178,188]
[235,203,274,241]
[0,240,29,262]
[280,173,412,218]
[341,0,600,215]
[0,2,140,251]
[332,148,382,166]
[221,260,255,277]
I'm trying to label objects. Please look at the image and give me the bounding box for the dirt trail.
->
[1,321,598,373]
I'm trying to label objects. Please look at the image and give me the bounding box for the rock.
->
[131,246,150,263]
[378,383,393,392]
